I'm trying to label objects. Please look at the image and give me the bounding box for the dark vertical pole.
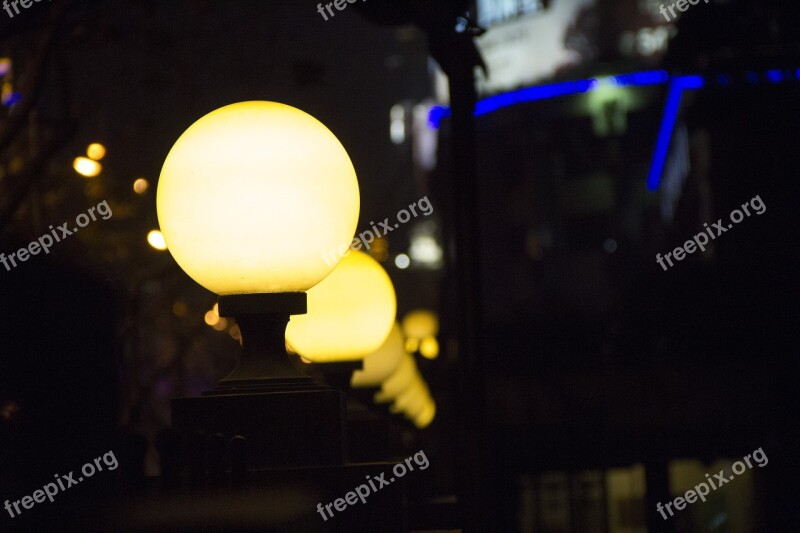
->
[448,64,488,531]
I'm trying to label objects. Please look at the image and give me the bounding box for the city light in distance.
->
[86,143,106,161]
[147,229,167,251]
[73,157,102,178]
[133,178,149,194]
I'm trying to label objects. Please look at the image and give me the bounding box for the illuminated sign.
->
[477,0,546,28]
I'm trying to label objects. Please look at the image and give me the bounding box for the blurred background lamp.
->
[413,399,436,429]
[133,178,149,194]
[73,157,102,178]
[401,309,439,339]
[86,143,107,161]
[351,323,405,388]
[419,336,439,359]
[374,353,419,403]
[147,230,167,251]
[390,379,429,415]
[286,250,396,363]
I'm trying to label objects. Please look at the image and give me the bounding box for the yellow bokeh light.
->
[286,250,396,362]
[419,336,439,359]
[213,317,228,331]
[86,143,106,161]
[133,178,149,194]
[374,353,419,403]
[147,229,167,251]
[402,309,439,339]
[73,157,102,178]
[156,101,360,295]
[351,323,404,388]
[404,337,419,354]
[413,399,436,428]
[390,379,428,415]
[172,300,188,317]
[204,310,220,326]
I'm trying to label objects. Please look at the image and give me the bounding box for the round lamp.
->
[374,353,419,403]
[157,101,359,295]
[157,101,360,389]
[390,379,429,416]
[401,309,439,339]
[351,323,404,388]
[286,250,396,362]
[413,399,436,429]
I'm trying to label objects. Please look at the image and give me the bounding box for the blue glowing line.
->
[426,69,793,190]
[427,70,671,129]
[646,75,704,191]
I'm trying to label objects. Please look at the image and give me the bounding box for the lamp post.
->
[158,101,360,468]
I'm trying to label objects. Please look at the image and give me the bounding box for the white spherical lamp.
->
[157,101,359,295]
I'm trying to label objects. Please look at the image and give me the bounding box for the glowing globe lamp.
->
[374,353,419,403]
[351,323,404,388]
[157,101,360,388]
[401,309,439,339]
[413,399,436,429]
[390,379,429,416]
[286,250,396,363]
[164,101,360,469]
[157,101,359,296]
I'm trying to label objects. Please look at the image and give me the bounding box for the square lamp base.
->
[171,388,347,470]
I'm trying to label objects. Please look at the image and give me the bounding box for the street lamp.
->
[158,101,360,467]
[285,250,396,363]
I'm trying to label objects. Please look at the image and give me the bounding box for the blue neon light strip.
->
[646,75,704,191]
[427,70,670,129]
[428,68,798,191]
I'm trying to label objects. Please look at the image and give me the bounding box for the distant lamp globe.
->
[413,399,436,429]
[351,323,405,388]
[401,309,439,339]
[374,353,419,403]
[286,250,396,363]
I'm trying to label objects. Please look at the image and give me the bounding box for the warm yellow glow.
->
[73,157,102,178]
[374,353,418,403]
[172,300,188,317]
[404,337,419,353]
[147,230,168,251]
[402,309,439,339]
[133,178,149,194]
[351,323,404,388]
[413,399,436,428]
[419,336,439,359]
[286,250,396,362]
[390,379,428,414]
[157,101,360,295]
[86,143,106,161]
[229,324,242,341]
[213,317,228,331]
[204,310,220,326]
